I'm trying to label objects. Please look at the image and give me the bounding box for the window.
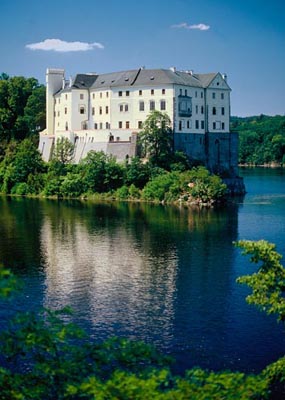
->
[139,101,144,111]
[106,106,109,114]
[221,107,225,115]
[180,89,182,95]
[119,91,122,97]
[94,123,98,129]
[212,92,216,99]
[222,122,225,130]
[150,100,155,110]
[212,107,216,115]
[124,104,128,112]
[151,89,154,95]
[201,120,205,129]
[92,107,95,115]
[201,92,203,99]
[187,120,192,129]
[120,104,124,112]
[65,122,68,131]
[64,107,67,114]
[179,121,182,131]
[65,94,68,100]
[221,93,224,100]
[195,120,199,129]
[201,106,204,114]
[92,93,95,99]
[99,106,102,115]
[106,122,109,129]
[116,137,120,141]
[100,92,102,98]
[80,94,84,100]
[162,89,165,95]
[126,90,130,96]
[185,89,187,96]
[119,121,123,129]
[126,121,130,129]
[213,122,216,130]
[160,100,166,110]
[195,91,197,98]
[139,90,142,96]
[195,105,198,113]
[57,111,60,116]
[106,92,109,98]
[82,122,87,130]
[99,123,103,129]
[138,121,143,129]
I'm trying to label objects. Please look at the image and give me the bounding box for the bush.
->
[60,173,86,198]
[11,182,30,196]
[142,172,180,201]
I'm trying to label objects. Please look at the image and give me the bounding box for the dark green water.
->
[0,168,285,374]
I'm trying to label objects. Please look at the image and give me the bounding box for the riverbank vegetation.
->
[0,138,227,205]
[231,115,285,166]
[1,240,284,399]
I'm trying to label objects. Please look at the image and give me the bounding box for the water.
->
[0,168,285,374]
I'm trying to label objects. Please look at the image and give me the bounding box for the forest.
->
[231,115,285,165]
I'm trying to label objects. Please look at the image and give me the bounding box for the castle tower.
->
[46,68,65,135]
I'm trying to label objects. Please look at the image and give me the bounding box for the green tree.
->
[139,110,173,168]
[52,137,75,165]
[236,240,285,397]
[0,139,45,193]
[0,75,45,142]
[80,151,124,193]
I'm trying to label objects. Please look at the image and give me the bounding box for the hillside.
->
[230,115,285,165]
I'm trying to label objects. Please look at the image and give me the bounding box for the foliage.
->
[142,167,227,204]
[124,157,152,188]
[0,74,45,142]
[236,240,285,322]
[139,111,173,168]
[142,172,181,202]
[236,240,285,397]
[0,139,46,193]
[231,115,285,165]
[79,151,124,193]
[52,137,75,165]
[184,167,228,203]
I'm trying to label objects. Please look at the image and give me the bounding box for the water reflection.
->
[38,200,239,363]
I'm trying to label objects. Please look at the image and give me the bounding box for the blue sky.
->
[0,0,284,116]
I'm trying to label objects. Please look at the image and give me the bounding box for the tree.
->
[79,151,124,193]
[0,75,45,142]
[0,139,45,193]
[236,240,285,397]
[52,137,75,165]
[139,110,173,168]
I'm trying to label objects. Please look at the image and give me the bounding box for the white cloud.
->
[171,22,210,31]
[26,38,104,52]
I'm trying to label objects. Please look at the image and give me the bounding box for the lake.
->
[0,167,285,374]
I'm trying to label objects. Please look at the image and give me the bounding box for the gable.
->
[207,73,231,90]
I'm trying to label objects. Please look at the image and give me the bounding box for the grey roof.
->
[90,68,217,89]
[56,68,230,94]
[72,73,98,89]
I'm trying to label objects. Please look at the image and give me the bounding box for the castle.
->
[39,67,239,177]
